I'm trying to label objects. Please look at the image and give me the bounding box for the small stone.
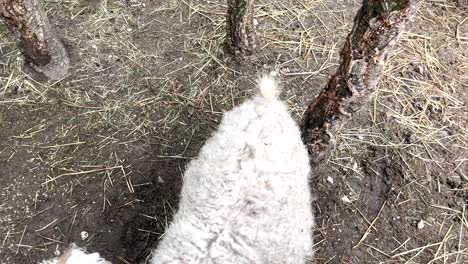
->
[341,195,351,203]
[80,231,89,240]
[417,220,425,229]
[414,64,424,74]
[326,176,334,185]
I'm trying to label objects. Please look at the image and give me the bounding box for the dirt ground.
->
[0,0,467,263]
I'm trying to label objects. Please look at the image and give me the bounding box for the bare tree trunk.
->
[301,0,422,163]
[0,0,69,80]
[226,0,257,56]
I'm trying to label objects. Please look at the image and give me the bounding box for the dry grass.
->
[325,1,467,263]
[330,3,468,180]
[0,0,467,263]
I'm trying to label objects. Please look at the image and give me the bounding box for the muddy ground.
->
[0,0,467,263]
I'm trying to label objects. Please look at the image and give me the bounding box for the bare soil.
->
[0,0,467,263]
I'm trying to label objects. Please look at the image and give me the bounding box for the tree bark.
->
[226,0,257,56]
[0,0,69,80]
[301,0,422,163]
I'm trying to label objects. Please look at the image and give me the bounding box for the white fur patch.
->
[257,74,280,100]
[151,73,314,263]
[39,245,110,264]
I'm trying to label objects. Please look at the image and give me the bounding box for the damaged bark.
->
[0,0,69,80]
[301,0,422,163]
[226,0,257,56]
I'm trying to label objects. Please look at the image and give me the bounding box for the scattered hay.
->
[0,0,466,263]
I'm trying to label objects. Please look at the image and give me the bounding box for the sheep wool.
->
[39,244,110,264]
[151,75,314,264]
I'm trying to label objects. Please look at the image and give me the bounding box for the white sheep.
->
[150,74,314,263]
[40,75,314,264]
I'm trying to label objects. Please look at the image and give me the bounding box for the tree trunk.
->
[301,0,422,163]
[226,0,257,56]
[0,0,69,80]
